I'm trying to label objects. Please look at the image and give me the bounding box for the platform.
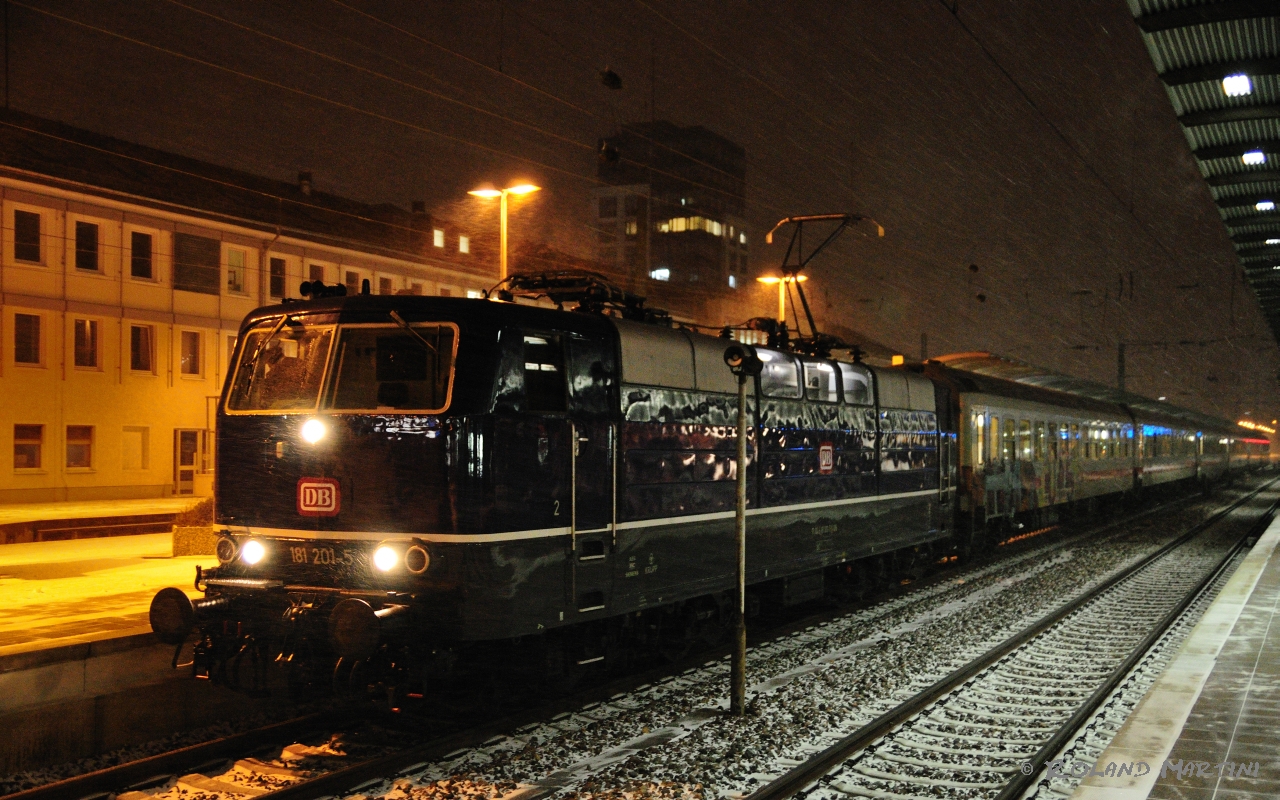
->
[0,532,214,658]
[1072,514,1280,799]
[0,497,204,544]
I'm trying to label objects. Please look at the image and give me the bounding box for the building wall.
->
[0,176,489,504]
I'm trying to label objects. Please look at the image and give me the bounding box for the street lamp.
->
[755,274,807,323]
[468,182,541,280]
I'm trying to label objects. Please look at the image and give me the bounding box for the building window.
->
[14,313,40,364]
[66,425,93,469]
[410,282,423,295]
[180,331,201,376]
[379,277,393,295]
[309,264,325,282]
[439,286,452,297]
[433,229,444,248]
[599,197,617,218]
[624,220,638,236]
[459,236,470,253]
[14,425,42,469]
[624,195,639,216]
[269,257,287,298]
[130,325,154,372]
[728,275,737,289]
[121,426,150,471]
[226,248,246,294]
[13,210,41,262]
[173,232,220,294]
[74,319,99,368]
[649,267,670,282]
[130,231,153,279]
[74,221,100,271]
[344,270,360,294]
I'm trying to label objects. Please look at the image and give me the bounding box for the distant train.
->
[148,278,1269,685]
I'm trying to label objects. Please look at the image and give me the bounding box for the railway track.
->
[748,483,1278,800]
[3,480,1271,800]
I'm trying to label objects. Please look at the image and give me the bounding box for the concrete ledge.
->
[1070,515,1280,799]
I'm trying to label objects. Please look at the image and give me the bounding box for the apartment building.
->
[0,111,492,503]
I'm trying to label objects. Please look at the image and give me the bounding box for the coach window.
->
[974,414,985,466]
[758,349,801,398]
[988,416,999,461]
[838,363,872,405]
[803,360,838,402]
[1047,423,1058,459]
[1069,424,1079,458]
[1034,422,1045,460]
[524,333,566,413]
[1001,418,1015,461]
[1018,420,1031,460]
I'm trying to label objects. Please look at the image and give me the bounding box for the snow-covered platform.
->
[1072,514,1280,799]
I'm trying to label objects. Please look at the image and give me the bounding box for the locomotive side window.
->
[803,360,838,402]
[758,349,801,398]
[524,334,566,413]
[227,321,334,411]
[326,324,456,411]
[838,362,872,405]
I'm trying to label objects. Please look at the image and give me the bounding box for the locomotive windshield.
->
[226,319,457,413]
[325,324,455,411]
[227,321,334,411]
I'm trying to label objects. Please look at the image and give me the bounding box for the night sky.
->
[7,0,1276,422]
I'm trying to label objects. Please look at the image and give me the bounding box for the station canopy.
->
[935,352,1234,433]
[1127,1,1280,339]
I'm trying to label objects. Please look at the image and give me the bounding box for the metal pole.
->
[1117,341,1126,394]
[731,371,748,716]
[499,190,509,280]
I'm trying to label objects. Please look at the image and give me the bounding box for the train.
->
[148,273,1270,688]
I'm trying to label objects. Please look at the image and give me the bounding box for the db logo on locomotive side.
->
[297,477,341,516]
[819,442,834,475]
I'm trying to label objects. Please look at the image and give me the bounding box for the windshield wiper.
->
[389,310,437,353]
[243,314,292,389]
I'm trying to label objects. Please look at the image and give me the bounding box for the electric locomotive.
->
[149,279,947,679]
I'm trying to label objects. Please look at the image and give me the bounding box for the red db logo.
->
[819,443,834,475]
[297,478,340,516]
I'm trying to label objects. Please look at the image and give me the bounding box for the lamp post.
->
[468,183,541,280]
[755,274,807,323]
[723,342,763,717]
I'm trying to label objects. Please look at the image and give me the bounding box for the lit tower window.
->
[1242,151,1266,166]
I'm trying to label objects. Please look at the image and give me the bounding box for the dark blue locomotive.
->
[148,281,1265,683]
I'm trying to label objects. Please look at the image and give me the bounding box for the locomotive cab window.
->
[523,334,566,413]
[227,319,334,411]
[326,324,456,412]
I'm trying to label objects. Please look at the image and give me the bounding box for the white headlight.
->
[373,545,398,572]
[241,539,266,565]
[301,418,327,444]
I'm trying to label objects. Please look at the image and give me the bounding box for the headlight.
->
[373,545,398,572]
[215,535,238,564]
[405,544,430,574]
[301,418,327,444]
[241,539,266,565]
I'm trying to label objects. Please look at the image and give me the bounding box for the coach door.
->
[566,334,617,622]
